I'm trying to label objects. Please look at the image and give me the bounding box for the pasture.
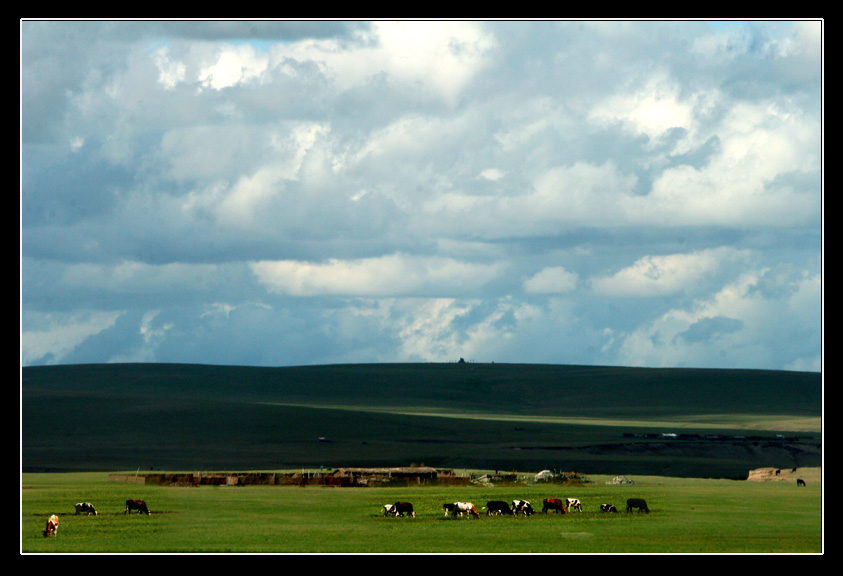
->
[22,469,822,553]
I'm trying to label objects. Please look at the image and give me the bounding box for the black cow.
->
[125,499,150,515]
[74,502,97,516]
[485,500,513,515]
[626,498,650,514]
[797,478,806,487]
[391,502,415,517]
[542,498,567,514]
[600,504,618,513]
[511,499,535,516]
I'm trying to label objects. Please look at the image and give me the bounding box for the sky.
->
[21,20,823,372]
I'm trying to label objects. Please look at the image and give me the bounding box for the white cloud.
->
[21,310,124,365]
[591,248,752,298]
[198,44,269,90]
[589,71,699,144]
[524,266,578,294]
[251,254,506,297]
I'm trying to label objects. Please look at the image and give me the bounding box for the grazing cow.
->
[484,500,513,515]
[74,502,97,516]
[511,500,535,516]
[391,502,415,517]
[797,478,806,487]
[383,504,395,516]
[626,498,650,514]
[600,504,618,513]
[43,514,59,537]
[542,498,567,514]
[442,503,457,516]
[566,498,583,512]
[453,502,480,518]
[125,499,150,515]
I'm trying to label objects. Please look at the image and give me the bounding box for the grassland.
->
[21,362,822,478]
[22,469,822,553]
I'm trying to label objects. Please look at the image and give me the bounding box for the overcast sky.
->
[21,20,823,371]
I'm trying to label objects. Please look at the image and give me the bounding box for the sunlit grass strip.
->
[256,402,821,432]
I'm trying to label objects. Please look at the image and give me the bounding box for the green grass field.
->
[22,469,822,553]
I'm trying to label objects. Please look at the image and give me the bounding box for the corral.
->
[108,467,470,487]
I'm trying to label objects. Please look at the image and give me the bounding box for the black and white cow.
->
[383,504,395,516]
[566,498,583,512]
[484,500,513,515]
[390,502,415,517]
[600,503,618,513]
[74,502,97,516]
[442,503,457,516]
[511,499,535,516]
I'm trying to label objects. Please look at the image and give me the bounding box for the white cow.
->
[453,502,479,518]
[566,498,583,512]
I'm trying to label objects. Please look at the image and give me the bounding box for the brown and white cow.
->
[43,514,59,537]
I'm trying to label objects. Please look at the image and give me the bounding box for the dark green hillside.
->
[21,363,821,477]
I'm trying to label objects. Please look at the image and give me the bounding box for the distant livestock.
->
[600,504,618,513]
[389,502,416,517]
[453,502,480,518]
[797,478,806,487]
[74,502,97,516]
[43,514,59,537]
[382,504,395,516]
[626,498,650,514]
[484,500,513,515]
[566,498,583,512]
[511,500,535,516]
[542,498,567,514]
[442,503,457,516]
[125,499,150,515]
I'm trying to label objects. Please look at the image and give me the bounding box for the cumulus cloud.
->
[251,254,506,297]
[21,20,822,371]
[591,248,753,298]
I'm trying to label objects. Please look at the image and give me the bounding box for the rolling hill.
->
[21,362,822,478]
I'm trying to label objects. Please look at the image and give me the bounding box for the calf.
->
[600,503,618,513]
[511,499,535,516]
[391,502,415,517]
[74,502,97,516]
[542,498,567,514]
[484,500,513,515]
[383,504,395,516]
[626,498,650,514]
[566,498,583,512]
[442,503,457,516]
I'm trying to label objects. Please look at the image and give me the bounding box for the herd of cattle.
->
[42,499,150,538]
[382,497,650,518]
[44,495,650,537]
